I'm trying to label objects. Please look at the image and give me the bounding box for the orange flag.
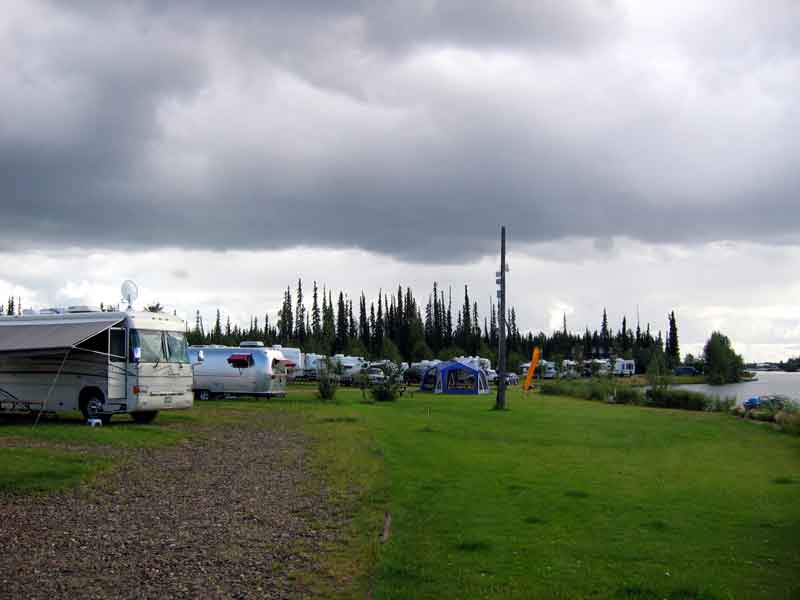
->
[523,347,541,392]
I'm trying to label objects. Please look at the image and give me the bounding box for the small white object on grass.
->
[87,418,103,427]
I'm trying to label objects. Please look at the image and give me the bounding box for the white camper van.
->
[613,358,636,377]
[188,344,288,399]
[0,308,195,423]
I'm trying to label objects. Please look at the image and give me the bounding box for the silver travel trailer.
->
[0,307,195,423]
[187,344,288,400]
[271,345,303,380]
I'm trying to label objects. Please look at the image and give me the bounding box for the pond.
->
[673,370,800,404]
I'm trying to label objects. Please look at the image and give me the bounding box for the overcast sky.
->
[1,1,799,362]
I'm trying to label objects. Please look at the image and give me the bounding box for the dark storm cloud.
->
[1,0,799,262]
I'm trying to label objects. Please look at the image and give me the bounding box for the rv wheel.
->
[196,390,211,401]
[130,411,158,424]
[80,394,111,424]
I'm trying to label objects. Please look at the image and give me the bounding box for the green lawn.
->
[2,387,799,599]
[289,386,800,599]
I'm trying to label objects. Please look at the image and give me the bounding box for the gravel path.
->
[0,413,342,599]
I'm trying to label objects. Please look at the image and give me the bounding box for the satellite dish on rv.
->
[121,280,139,309]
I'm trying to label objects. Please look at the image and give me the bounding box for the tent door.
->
[108,327,128,401]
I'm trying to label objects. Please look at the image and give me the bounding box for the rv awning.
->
[0,317,124,353]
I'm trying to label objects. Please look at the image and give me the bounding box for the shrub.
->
[613,386,644,405]
[706,395,736,413]
[645,388,710,411]
[317,357,341,401]
[370,363,404,402]
[775,410,800,435]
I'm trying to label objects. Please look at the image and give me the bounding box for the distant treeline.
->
[185,280,681,373]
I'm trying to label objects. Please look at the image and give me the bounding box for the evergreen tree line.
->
[0,296,22,316]
[185,280,682,373]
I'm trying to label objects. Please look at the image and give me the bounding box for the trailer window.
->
[165,331,189,364]
[130,330,165,363]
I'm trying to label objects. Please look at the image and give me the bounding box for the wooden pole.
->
[495,226,507,410]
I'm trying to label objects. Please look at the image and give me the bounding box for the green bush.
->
[706,395,736,413]
[317,357,341,401]
[370,364,404,402]
[644,388,710,411]
[613,386,644,405]
[775,410,800,434]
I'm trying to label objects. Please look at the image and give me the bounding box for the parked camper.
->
[302,353,326,379]
[560,360,579,378]
[188,345,288,399]
[271,345,304,380]
[0,308,195,423]
[333,354,368,384]
[453,356,491,372]
[613,358,636,377]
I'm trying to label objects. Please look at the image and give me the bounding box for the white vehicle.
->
[271,345,304,380]
[302,353,327,379]
[333,354,368,384]
[188,344,288,399]
[0,305,195,423]
[453,356,491,372]
[560,360,579,378]
[539,360,557,379]
[613,358,636,377]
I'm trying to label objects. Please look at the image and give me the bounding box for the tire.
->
[80,394,109,423]
[130,411,158,424]
[195,389,211,401]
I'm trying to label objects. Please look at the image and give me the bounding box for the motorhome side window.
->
[165,331,189,364]
[110,329,125,362]
[130,330,165,363]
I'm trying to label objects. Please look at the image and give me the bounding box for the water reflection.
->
[674,371,800,404]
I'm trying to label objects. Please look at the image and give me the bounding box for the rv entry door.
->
[108,327,127,400]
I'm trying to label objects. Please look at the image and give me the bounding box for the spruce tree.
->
[311,281,321,339]
[295,279,306,344]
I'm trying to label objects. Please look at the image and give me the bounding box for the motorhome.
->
[302,353,327,379]
[0,307,195,423]
[453,356,491,372]
[333,354,368,384]
[271,345,303,380]
[539,360,557,379]
[560,360,579,378]
[613,358,636,377]
[187,344,288,399]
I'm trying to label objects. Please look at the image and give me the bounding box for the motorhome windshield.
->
[165,331,189,363]
[129,330,190,364]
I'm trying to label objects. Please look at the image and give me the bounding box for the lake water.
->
[674,371,800,404]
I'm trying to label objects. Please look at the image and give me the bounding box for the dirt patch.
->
[0,412,343,599]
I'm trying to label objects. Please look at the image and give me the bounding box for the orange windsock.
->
[523,347,541,392]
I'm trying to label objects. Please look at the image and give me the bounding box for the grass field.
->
[2,387,799,598]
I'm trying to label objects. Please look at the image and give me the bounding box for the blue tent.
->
[419,361,490,395]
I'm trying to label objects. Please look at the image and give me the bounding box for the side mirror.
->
[197,350,205,362]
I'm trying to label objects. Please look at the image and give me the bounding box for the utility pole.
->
[495,226,508,410]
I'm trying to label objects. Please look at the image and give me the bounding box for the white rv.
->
[560,360,579,378]
[333,354,368,384]
[187,344,288,399]
[613,358,636,377]
[539,360,557,379]
[302,353,327,379]
[271,345,304,380]
[453,356,491,372]
[0,308,195,423]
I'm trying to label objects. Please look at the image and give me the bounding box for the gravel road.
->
[0,412,343,599]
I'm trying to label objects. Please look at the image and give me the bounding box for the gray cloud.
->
[0,0,799,263]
